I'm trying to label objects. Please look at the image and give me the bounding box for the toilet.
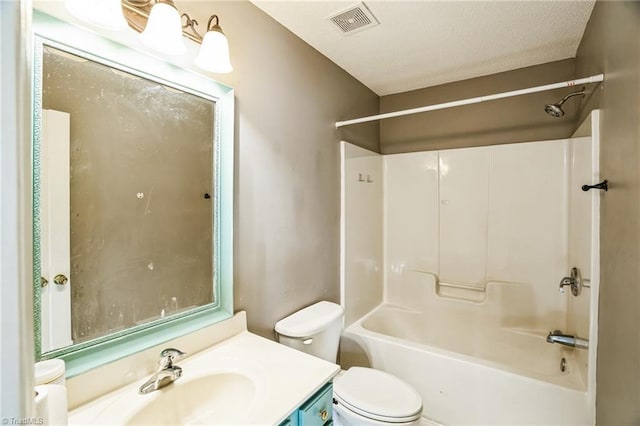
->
[275,301,423,426]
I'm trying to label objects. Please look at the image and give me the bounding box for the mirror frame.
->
[32,10,234,378]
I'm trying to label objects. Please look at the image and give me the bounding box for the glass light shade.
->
[139,3,186,55]
[194,30,233,74]
[65,0,127,30]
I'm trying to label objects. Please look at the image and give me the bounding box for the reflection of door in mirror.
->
[39,45,216,352]
[40,109,73,353]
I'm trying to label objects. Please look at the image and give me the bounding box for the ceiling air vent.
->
[327,2,379,35]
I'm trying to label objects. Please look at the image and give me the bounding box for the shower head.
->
[544,103,565,118]
[544,87,586,118]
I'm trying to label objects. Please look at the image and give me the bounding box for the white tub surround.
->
[340,112,600,425]
[340,143,384,326]
[68,312,340,425]
[382,139,583,329]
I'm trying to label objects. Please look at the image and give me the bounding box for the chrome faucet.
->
[546,330,589,350]
[138,348,186,395]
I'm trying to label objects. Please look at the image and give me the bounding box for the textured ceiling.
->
[251,0,596,96]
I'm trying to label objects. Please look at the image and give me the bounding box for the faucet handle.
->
[161,348,186,358]
[159,348,186,367]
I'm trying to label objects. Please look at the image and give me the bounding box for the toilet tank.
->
[275,301,344,363]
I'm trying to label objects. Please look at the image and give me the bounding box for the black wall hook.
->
[581,180,608,192]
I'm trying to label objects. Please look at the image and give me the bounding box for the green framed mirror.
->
[32,10,234,377]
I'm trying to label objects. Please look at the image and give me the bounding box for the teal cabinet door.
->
[279,382,333,426]
[279,410,299,426]
[298,383,333,426]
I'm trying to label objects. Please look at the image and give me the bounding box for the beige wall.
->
[180,1,380,338]
[574,1,640,424]
[379,59,577,154]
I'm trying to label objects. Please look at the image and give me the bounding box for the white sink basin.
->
[69,324,340,425]
[126,373,255,425]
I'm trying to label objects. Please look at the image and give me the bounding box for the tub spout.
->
[546,330,589,350]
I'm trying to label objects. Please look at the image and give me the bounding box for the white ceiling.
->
[251,0,596,96]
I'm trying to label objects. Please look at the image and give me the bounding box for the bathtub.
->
[341,304,592,425]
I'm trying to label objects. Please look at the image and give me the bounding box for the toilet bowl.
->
[333,367,422,426]
[275,301,423,426]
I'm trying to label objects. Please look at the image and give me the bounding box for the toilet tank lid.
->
[34,359,65,385]
[275,301,343,337]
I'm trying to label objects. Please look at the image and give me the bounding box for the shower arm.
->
[335,74,604,128]
[557,90,586,106]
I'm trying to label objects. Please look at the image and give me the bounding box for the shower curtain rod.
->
[335,73,604,128]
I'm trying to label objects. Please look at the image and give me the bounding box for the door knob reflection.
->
[53,274,68,285]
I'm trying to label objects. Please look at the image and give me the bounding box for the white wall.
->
[341,142,383,326]
[0,0,35,420]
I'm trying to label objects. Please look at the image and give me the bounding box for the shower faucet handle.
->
[558,267,582,296]
[558,277,573,293]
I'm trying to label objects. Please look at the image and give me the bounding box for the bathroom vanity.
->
[67,312,339,425]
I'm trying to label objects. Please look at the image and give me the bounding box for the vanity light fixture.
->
[193,15,233,73]
[139,2,186,55]
[65,0,234,73]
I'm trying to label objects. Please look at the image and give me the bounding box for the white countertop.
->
[68,317,339,425]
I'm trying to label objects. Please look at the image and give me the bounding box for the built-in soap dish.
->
[436,281,486,302]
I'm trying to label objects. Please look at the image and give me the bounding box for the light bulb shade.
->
[65,0,127,30]
[194,29,233,73]
[140,3,186,55]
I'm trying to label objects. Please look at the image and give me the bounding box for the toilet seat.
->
[334,367,422,423]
